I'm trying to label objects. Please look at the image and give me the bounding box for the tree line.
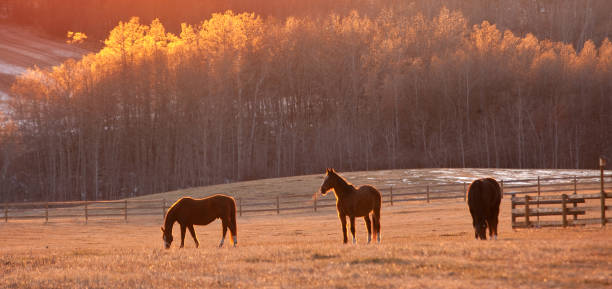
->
[2,8,611,202]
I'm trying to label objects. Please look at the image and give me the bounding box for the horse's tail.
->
[372,190,382,242]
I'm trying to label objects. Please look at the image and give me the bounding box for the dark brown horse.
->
[161,194,237,249]
[467,178,502,240]
[319,168,382,244]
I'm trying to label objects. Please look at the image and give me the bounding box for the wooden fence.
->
[1,174,610,224]
[511,193,612,228]
[509,174,612,228]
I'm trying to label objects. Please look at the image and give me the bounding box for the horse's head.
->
[161,226,173,249]
[319,168,336,195]
[473,219,487,240]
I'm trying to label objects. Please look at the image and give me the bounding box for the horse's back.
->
[468,178,501,215]
[179,194,235,207]
[174,195,236,225]
[482,178,502,203]
[358,185,382,202]
[345,185,381,216]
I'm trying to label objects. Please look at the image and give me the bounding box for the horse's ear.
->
[331,168,336,173]
[325,168,330,173]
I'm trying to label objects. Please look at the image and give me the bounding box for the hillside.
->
[137,168,603,202]
[0,25,87,102]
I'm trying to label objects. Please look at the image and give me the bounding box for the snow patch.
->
[0,61,26,75]
[51,49,84,58]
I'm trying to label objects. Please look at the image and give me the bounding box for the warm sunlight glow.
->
[6,7,612,202]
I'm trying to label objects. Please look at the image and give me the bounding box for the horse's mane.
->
[328,170,355,192]
[168,198,185,211]
[164,198,186,227]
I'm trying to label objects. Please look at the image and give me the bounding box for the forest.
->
[1,1,611,202]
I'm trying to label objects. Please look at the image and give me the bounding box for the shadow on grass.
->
[349,257,409,265]
[439,232,467,237]
[243,257,273,263]
[311,253,339,260]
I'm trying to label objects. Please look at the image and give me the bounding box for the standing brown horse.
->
[319,168,382,244]
[467,178,502,240]
[161,194,237,249]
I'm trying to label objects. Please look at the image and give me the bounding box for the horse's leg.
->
[470,208,478,239]
[492,204,500,240]
[229,212,238,247]
[373,205,381,243]
[489,216,499,240]
[349,216,356,244]
[363,215,372,244]
[219,219,228,248]
[187,225,199,248]
[339,213,348,244]
[179,224,187,248]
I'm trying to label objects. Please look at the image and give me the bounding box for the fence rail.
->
[511,191,612,228]
[2,173,610,224]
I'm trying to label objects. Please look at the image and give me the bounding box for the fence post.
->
[537,176,541,228]
[573,176,578,221]
[390,186,393,206]
[162,199,166,219]
[276,196,280,215]
[511,193,516,228]
[45,202,49,224]
[524,195,531,228]
[124,199,128,223]
[561,194,568,228]
[426,185,430,203]
[314,195,317,212]
[463,183,467,202]
[239,198,242,217]
[600,157,607,226]
[84,200,88,224]
[500,180,504,195]
[601,192,607,227]
[4,202,7,223]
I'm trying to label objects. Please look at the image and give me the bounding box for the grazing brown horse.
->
[319,168,382,244]
[467,178,502,240]
[161,194,237,249]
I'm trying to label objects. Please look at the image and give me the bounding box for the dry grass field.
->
[1,169,611,288]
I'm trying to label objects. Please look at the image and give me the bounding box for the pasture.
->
[1,169,611,288]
